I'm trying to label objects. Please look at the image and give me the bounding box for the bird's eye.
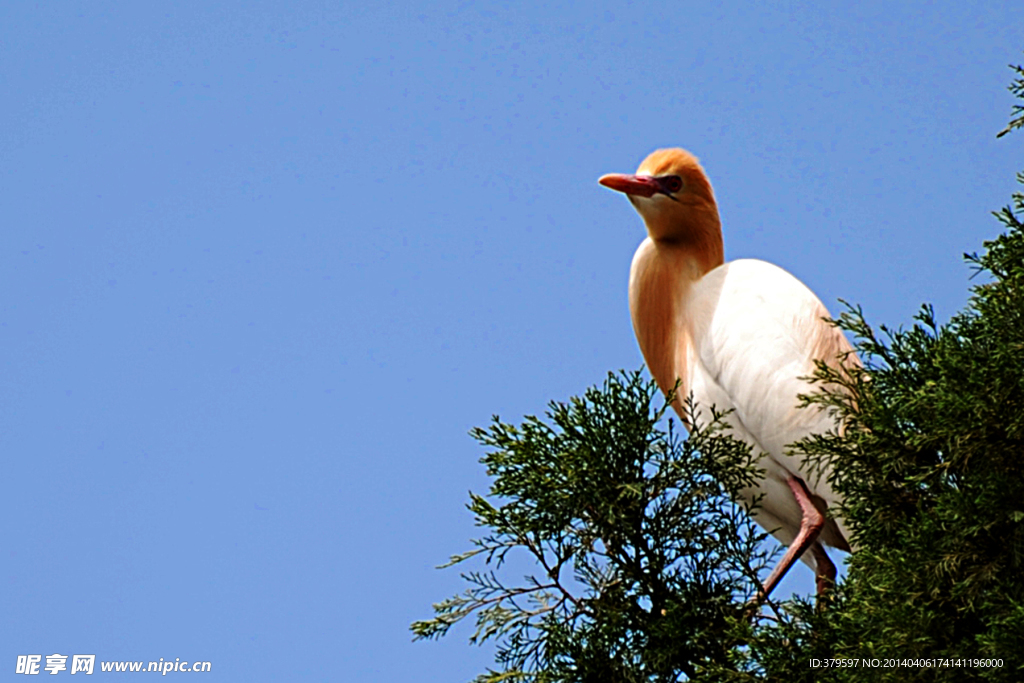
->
[660,175,683,194]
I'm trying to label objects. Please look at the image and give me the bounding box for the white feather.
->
[686,259,853,561]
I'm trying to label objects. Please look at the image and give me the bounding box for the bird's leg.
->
[757,476,826,601]
[810,541,836,596]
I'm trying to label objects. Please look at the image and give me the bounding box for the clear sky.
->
[2,1,1022,680]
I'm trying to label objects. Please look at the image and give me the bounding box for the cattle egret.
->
[600,148,855,598]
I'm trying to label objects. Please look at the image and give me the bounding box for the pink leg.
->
[758,476,828,600]
[810,542,836,595]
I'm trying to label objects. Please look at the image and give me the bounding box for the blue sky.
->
[2,1,1022,680]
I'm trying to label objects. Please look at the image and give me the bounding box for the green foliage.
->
[790,62,1024,681]
[996,58,1024,138]
[416,59,1024,683]
[412,372,778,682]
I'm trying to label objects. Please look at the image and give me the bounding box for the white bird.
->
[599,148,856,598]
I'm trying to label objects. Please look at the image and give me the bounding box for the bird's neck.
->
[629,237,723,414]
[643,203,725,272]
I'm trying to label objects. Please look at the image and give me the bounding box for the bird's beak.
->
[598,173,660,198]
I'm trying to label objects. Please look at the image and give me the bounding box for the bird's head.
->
[599,148,722,250]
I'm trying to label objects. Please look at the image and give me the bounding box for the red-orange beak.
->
[598,173,660,198]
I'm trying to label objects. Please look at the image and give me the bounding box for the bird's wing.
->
[686,259,855,545]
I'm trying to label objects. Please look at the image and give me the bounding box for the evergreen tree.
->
[415,58,1024,682]
[412,372,778,681]
[789,56,1024,681]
